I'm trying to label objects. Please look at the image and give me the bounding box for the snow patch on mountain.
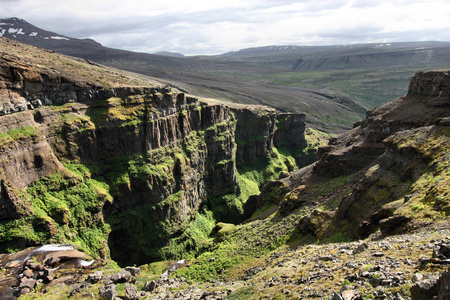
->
[51,36,70,40]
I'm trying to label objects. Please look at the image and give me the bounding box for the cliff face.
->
[0,38,307,266]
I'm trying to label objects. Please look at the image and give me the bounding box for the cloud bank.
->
[1,0,449,55]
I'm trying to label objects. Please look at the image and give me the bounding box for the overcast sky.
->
[1,0,449,55]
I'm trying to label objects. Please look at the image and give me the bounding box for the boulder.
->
[44,249,91,266]
[99,284,117,300]
[125,267,141,276]
[379,215,412,235]
[143,280,158,292]
[433,245,450,260]
[410,278,440,300]
[111,270,132,283]
[86,271,103,283]
[22,269,33,278]
[124,283,139,300]
[410,267,450,300]
[19,278,37,290]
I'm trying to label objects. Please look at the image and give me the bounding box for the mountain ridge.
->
[3,17,450,132]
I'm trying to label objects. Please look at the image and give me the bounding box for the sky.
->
[1,0,450,55]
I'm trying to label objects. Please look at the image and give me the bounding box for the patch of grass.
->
[175,243,244,282]
[320,232,352,244]
[0,126,38,145]
[0,165,112,258]
[139,261,169,276]
[225,287,255,300]
[394,126,450,219]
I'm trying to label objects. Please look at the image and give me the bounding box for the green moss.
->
[393,126,450,220]
[159,190,183,207]
[0,163,113,258]
[0,126,38,145]
[139,261,168,276]
[159,209,216,260]
[225,287,255,300]
[320,231,352,244]
[175,243,243,281]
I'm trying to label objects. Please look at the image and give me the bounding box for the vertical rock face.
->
[233,108,278,166]
[0,44,308,265]
[0,38,310,265]
[408,70,450,98]
[233,108,306,167]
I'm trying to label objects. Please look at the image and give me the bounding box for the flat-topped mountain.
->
[201,42,450,70]
[4,17,450,132]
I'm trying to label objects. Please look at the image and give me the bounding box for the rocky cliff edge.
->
[0,37,307,267]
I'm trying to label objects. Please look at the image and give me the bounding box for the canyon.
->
[0,38,306,266]
[1,37,450,299]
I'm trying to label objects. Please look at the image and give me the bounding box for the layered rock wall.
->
[0,39,310,264]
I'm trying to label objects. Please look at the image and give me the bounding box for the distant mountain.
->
[198,42,450,70]
[0,17,102,51]
[0,17,369,131]
[3,17,450,132]
[154,51,185,57]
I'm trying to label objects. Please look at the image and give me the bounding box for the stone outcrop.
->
[255,68,450,241]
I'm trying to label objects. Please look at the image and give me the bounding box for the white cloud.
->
[0,0,449,55]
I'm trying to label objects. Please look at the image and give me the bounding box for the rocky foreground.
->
[1,222,449,299]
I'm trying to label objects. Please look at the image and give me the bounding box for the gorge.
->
[1,37,450,299]
[0,38,307,266]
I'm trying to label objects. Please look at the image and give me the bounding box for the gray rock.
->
[433,245,450,260]
[410,278,439,300]
[341,289,359,300]
[332,291,344,300]
[143,280,158,292]
[125,267,141,276]
[369,278,382,287]
[437,267,450,300]
[319,255,334,261]
[69,282,91,297]
[23,269,34,278]
[353,242,368,255]
[99,284,117,300]
[124,283,139,300]
[412,273,423,283]
[86,271,103,283]
[19,287,32,296]
[19,278,37,290]
[111,270,132,283]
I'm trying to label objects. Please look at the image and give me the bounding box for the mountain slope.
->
[200,42,450,70]
[6,18,450,132]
